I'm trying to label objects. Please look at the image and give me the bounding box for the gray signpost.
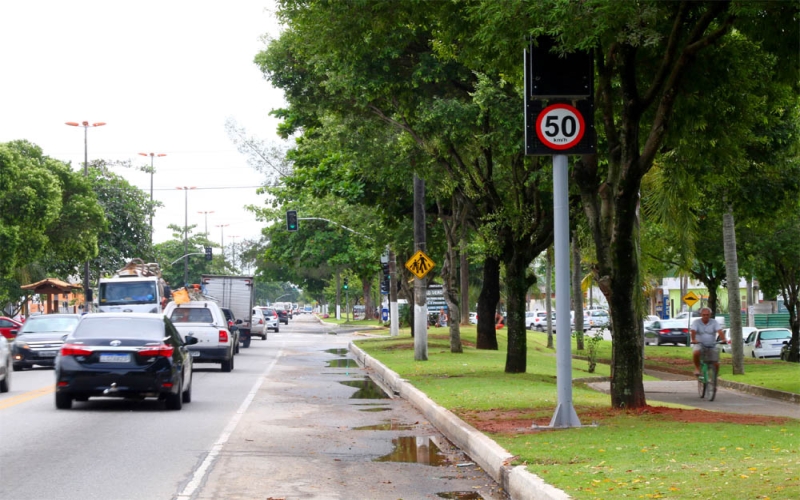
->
[525,38,596,428]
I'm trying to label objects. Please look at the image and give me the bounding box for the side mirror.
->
[10,329,19,337]
[236,319,243,324]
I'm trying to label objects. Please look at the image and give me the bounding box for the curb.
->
[717,379,800,404]
[350,342,571,500]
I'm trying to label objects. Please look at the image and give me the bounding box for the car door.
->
[165,319,192,385]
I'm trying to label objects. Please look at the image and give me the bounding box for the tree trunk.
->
[476,257,500,350]
[723,202,745,374]
[546,246,554,349]
[460,244,470,326]
[362,278,374,320]
[571,230,584,350]
[438,198,463,354]
[504,247,535,373]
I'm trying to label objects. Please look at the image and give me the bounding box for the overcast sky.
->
[0,1,286,255]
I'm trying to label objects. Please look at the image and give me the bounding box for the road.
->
[0,314,507,500]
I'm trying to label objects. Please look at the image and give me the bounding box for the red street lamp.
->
[65,121,106,311]
[138,152,167,245]
[197,210,215,236]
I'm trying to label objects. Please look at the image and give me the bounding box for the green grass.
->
[355,327,800,500]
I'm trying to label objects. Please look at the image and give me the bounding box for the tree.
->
[466,0,797,407]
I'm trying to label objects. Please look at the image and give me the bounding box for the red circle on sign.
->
[535,103,586,151]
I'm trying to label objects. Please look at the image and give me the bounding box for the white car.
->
[585,309,610,330]
[743,328,792,358]
[252,307,280,339]
[164,301,235,372]
[533,312,556,331]
[469,312,478,325]
[0,335,10,393]
[720,327,757,354]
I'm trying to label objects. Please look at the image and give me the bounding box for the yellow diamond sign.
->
[405,250,435,279]
[683,291,699,308]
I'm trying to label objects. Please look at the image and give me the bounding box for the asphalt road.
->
[0,315,507,500]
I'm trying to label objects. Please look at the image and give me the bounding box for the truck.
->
[201,275,255,348]
[97,259,171,314]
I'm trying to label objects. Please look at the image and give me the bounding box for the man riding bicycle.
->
[690,307,725,376]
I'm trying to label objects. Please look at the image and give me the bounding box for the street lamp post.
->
[198,211,214,236]
[66,121,106,312]
[229,235,240,270]
[215,223,229,260]
[177,187,196,286]
[138,152,166,245]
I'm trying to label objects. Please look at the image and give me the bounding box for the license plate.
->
[99,353,131,363]
[191,351,201,357]
[38,350,57,358]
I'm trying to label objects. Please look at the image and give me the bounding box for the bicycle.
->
[697,342,721,401]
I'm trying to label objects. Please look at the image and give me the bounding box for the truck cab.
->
[98,259,170,314]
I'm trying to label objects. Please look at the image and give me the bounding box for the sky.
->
[0,1,286,255]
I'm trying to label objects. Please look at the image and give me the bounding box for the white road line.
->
[175,345,284,500]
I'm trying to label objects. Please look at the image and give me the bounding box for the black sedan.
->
[54,313,197,410]
[11,314,80,370]
[644,319,691,346]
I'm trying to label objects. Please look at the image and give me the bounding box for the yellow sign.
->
[405,250,435,279]
[683,291,699,308]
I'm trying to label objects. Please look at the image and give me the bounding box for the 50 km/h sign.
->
[535,103,586,150]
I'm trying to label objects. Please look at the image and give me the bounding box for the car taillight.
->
[756,339,762,348]
[138,345,174,357]
[659,329,670,335]
[61,343,92,356]
[258,318,263,324]
[219,330,229,343]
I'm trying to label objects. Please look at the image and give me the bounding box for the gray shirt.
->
[691,318,721,347]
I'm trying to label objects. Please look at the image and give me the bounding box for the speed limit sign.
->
[535,103,585,150]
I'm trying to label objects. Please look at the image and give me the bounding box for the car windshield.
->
[760,329,791,340]
[99,281,158,305]
[71,317,164,339]
[170,308,214,323]
[19,316,79,335]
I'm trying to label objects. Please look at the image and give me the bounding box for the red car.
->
[0,317,23,339]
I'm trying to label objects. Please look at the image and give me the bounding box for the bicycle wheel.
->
[697,367,706,398]
[708,364,718,401]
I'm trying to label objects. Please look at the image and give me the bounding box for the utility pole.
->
[413,175,428,361]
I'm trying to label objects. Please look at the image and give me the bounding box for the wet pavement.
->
[184,318,508,500]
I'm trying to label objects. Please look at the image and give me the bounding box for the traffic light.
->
[343,277,349,290]
[204,246,212,261]
[286,210,298,231]
[380,261,390,278]
[380,275,389,294]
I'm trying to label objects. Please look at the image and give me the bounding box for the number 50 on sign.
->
[536,103,585,150]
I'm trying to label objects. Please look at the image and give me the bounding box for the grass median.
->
[354,325,799,500]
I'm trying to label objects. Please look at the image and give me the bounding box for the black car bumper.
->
[187,346,231,363]
[12,349,59,368]
[56,361,181,399]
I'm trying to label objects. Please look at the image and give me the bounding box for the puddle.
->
[339,379,390,399]
[326,358,360,368]
[324,348,349,355]
[359,407,391,412]
[354,421,416,431]
[374,436,447,466]
[437,493,484,499]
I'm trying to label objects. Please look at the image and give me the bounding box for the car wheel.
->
[275,327,279,333]
[0,364,9,393]
[262,333,267,340]
[12,363,23,372]
[165,380,183,410]
[243,336,251,348]
[182,373,192,403]
[221,357,233,373]
[55,392,72,410]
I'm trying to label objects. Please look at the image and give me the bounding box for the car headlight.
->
[15,342,30,350]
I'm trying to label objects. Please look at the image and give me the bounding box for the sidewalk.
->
[349,337,799,500]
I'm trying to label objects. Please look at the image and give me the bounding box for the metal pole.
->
[83,125,90,313]
[413,174,428,361]
[549,154,581,428]
[389,249,399,337]
[183,188,189,286]
[149,155,154,245]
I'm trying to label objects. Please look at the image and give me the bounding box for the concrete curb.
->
[350,343,571,500]
[717,379,800,404]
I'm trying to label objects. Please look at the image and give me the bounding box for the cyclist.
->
[690,307,725,376]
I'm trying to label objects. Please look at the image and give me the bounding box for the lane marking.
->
[0,384,55,410]
[175,344,284,500]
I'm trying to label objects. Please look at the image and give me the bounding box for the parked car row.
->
[4,298,274,410]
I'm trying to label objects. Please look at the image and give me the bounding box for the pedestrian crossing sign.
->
[405,250,435,279]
